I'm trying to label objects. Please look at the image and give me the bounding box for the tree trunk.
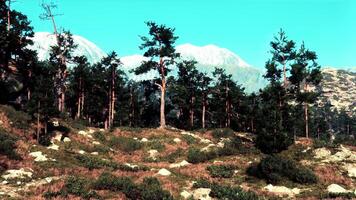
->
[202,94,206,129]
[190,95,195,128]
[36,101,40,142]
[159,57,166,129]
[304,83,309,138]
[129,86,134,127]
[7,0,11,31]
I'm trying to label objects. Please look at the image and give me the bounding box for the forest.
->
[1,1,354,142]
[1,1,356,200]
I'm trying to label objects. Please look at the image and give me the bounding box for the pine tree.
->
[134,22,180,129]
[197,72,212,129]
[48,31,77,112]
[289,43,322,138]
[270,29,296,87]
[0,0,35,104]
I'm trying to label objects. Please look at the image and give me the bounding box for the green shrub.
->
[182,134,197,145]
[255,130,293,154]
[161,148,184,163]
[75,154,118,170]
[0,129,21,160]
[64,176,100,199]
[192,178,212,188]
[146,140,165,152]
[187,148,217,164]
[0,105,30,130]
[210,183,261,200]
[94,172,173,200]
[247,155,317,184]
[193,179,261,200]
[38,134,52,146]
[334,134,356,146]
[109,136,143,152]
[93,131,106,143]
[207,165,237,178]
[211,128,234,139]
[92,145,110,154]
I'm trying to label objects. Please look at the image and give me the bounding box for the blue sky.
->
[14,0,356,69]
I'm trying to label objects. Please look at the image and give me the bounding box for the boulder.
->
[78,150,86,154]
[169,160,191,168]
[173,138,182,143]
[157,168,171,176]
[327,184,347,193]
[264,184,300,197]
[1,168,33,180]
[29,151,49,162]
[91,152,99,155]
[148,149,158,159]
[63,137,71,142]
[180,190,192,199]
[192,188,212,200]
[343,164,356,178]
[141,138,148,142]
[314,148,331,159]
[47,143,59,151]
[93,141,100,145]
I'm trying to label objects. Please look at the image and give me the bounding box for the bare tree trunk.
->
[190,95,195,128]
[37,101,40,142]
[202,94,206,129]
[129,86,134,127]
[76,77,82,119]
[159,57,166,129]
[111,67,115,127]
[304,83,309,138]
[283,60,287,88]
[7,0,11,31]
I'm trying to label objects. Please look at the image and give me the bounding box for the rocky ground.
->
[0,113,355,199]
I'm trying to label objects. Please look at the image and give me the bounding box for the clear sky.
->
[13,0,356,69]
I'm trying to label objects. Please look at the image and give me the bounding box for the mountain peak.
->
[176,43,250,68]
[30,32,107,64]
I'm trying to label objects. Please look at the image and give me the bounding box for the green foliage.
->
[0,105,31,130]
[193,179,261,200]
[146,140,165,152]
[187,148,217,164]
[75,154,118,170]
[93,131,106,143]
[255,130,293,154]
[207,165,237,178]
[161,148,184,163]
[247,155,317,184]
[0,128,21,160]
[211,128,234,139]
[94,172,173,200]
[109,136,143,152]
[64,176,101,199]
[192,178,212,188]
[182,134,197,145]
[210,183,261,200]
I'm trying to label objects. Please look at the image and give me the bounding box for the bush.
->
[38,134,52,146]
[211,128,234,139]
[161,148,184,163]
[64,176,100,199]
[75,154,118,170]
[93,131,106,143]
[109,136,143,152]
[210,183,261,200]
[255,130,293,154]
[207,165,237,178]
[187,148,217,164]
[192,178,212,188]
[0,105,30,130]
[0,129,21,160]
[247,155,317,184]
[193,179,261,200]
[94,172,173,200]
[182,134,197,145]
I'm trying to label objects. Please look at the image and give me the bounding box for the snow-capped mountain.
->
[121,44,267,93]
[30,32,107,64]
[30,32,266,92]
